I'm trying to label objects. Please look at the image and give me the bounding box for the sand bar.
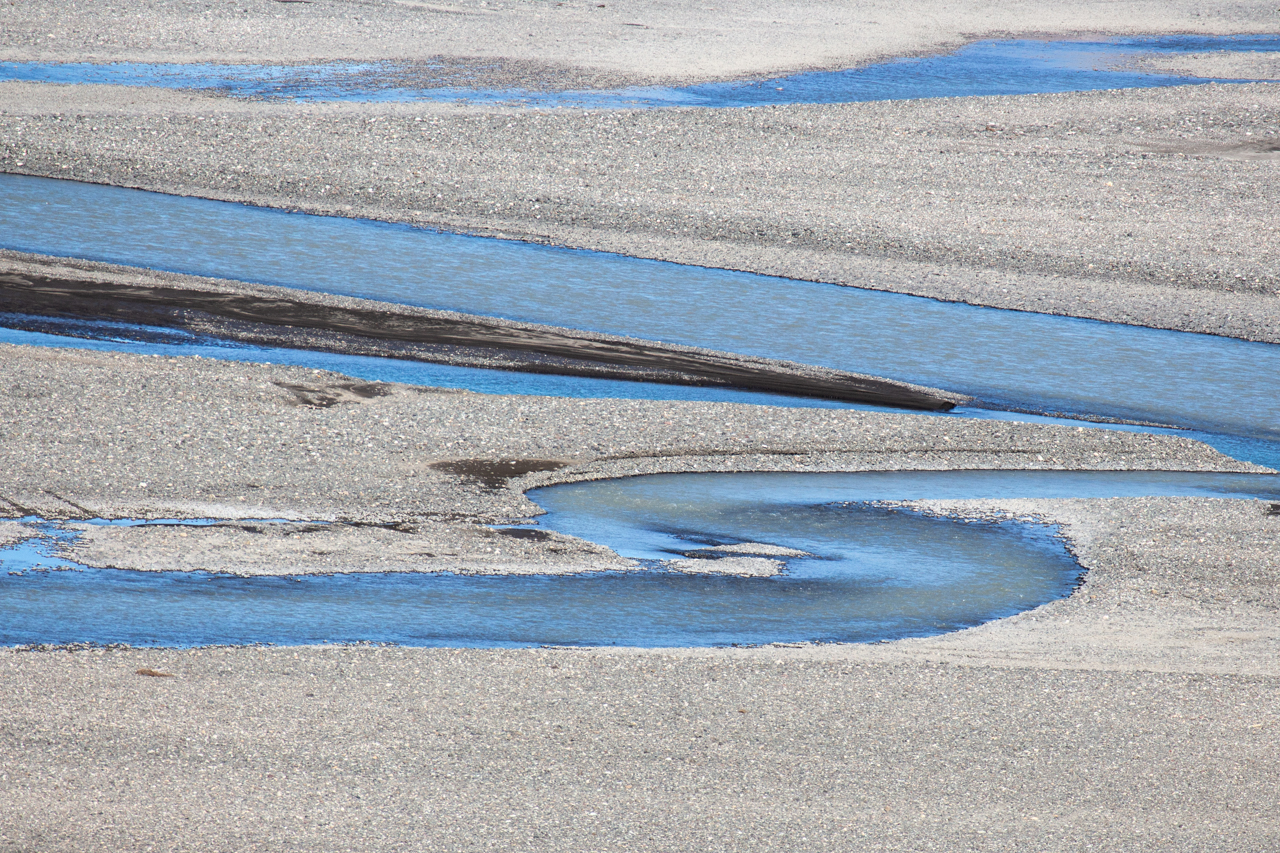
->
[0,259,963,411]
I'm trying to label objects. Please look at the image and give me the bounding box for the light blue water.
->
[4,174,1279,451]
[6,319,1279,471]
[4,469,1275,647]
[1,35,1276,106]
[529,469,1280,564]
[4,37,1278,648]
[0,510,1080,648]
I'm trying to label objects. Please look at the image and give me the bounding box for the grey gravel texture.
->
[3,77,1279,340]
[61,518,635,577]
[3,637,1278,851]
[5,342,1254,573]
[1128,49,1280,80]
[5,2,1280,849]
[6,0,1278,80]
[0,520,32,549]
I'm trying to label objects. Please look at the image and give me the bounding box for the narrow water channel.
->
[528,470,1280,565]
[1,35,1276,106]
[3,174,1278,451]
[5,319,1276,472]
[4,38,1279,648]
[3,470,1276,647]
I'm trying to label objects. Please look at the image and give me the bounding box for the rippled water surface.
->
[3,174,1278,452]
[529,470,1280,563]
[1,35,1276,106]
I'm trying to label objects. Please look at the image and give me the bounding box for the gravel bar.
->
[4,1,1280,849]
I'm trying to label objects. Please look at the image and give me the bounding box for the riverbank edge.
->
[7,495,1280,677]
[4,79,1277,344]
[0,251,966,411]
[2,338,1269,581]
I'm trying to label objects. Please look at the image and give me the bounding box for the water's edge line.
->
[0,261,965,411]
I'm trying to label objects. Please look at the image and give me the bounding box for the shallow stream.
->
[3,36,1279,646]
[4,174,1279,458]
[4,471,1276,647]
[1,35,1276,106]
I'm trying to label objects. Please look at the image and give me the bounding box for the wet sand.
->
[3,1,1280,849]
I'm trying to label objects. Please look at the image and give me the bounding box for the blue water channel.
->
[5,471,1277,647]
[4,319,1275,472]
[4,34,1279,646]
[1,35,1277,106]
[3,174,1279,464]
[529,470,1280,564]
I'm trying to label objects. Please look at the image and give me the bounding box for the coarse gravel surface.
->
[5,2,1280,849]
[3,78,1279,340]
[3,634,1279,851]
[6,0,1279,80]
[1129,49,1280,80]
[5,341,1251,530]
[0,519,32,548]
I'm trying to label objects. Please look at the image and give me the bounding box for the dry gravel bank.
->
[1131,49,1280,80]
[5,0,1279,81]
[3,355,1278,848]
[4,342,1247,524]
[3,78,1278,340]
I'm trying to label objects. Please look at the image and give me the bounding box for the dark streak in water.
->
[0,273,959,411]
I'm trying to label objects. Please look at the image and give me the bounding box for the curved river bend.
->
[3,471,1277,648]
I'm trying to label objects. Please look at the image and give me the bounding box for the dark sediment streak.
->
[0,273,959,411]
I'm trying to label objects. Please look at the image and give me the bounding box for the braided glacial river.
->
[2,35,1279,645]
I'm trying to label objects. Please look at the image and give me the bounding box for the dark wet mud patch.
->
[493,527,554,542]
[431,459,569,490]
[274,380,395,408]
